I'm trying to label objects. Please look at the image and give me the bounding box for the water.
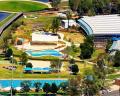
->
[35,0,49,2]
[0,12,10,21]
[0,79,67,88]
[26,50,63,57]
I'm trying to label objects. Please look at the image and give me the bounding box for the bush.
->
[26,62,33,68]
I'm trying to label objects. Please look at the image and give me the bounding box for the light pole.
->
[10,55,13,96]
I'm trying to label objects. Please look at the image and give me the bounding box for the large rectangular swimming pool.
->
[0,79,67,88]
[26,49,63,57]
[0,12,10,21]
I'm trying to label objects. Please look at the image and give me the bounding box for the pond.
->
[0,12,10,21]
[0,79,67,88]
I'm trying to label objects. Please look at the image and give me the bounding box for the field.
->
[0,1,48,12]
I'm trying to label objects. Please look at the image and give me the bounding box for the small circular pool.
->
[26,49,63,57]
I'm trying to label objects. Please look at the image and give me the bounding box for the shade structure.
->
[24,67,52,72]
[24,67,32,71]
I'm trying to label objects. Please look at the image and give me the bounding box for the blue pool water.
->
[0,79,67,88]
[26,50,63,57]
[0,12,10,21]
[35,0,49,2]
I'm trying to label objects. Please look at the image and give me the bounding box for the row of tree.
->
[69,0,120,15]
[11,81,67,95]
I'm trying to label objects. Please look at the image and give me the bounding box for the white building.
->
[61,20,77,28]
[32,31,59,42]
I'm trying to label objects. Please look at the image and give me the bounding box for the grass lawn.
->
[91,49,105,61]
[107,74,120,80]
[63,61,93,76]
[0,1,48,12]
[61,31,85,43]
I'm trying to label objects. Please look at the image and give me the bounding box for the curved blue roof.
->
[77,19,93,35]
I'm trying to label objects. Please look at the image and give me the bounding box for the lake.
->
[0,12,10,21]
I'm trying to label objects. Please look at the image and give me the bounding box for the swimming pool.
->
[0,79,67,88]
[0,12,10,21]
[35,0,49,2]
[26,50,63,57]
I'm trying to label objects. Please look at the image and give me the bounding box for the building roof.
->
[78,14,120,35]
[62,20,76,23]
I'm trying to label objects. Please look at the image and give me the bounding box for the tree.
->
[50,59,62,70]
[5,48,13,59]
[82,69,102,96]
[80,43,94,59]
[59,82,69,92]
[2,36,9,52]
[69,0,81,11]
[43,83,51,95]
[51,0,61,10]
[80,36,94,59]
[105,39,112,53]
[51,17,60,34]
[93,58,108,88]
[67,76,82,96]
[50,83,59,94]
[34,82,41,92]
[10,88,17,96]
[20,52,28,65]
[71,64,79,75]
[21,80,31,95]
[26,62,33,68]
[65,10,72,30]
[114,51,120,67]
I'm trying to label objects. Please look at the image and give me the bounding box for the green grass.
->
[107,74,120,80]
[0,13,16,26]
[0,1,48,12]
[91,49,105,60]
[0,62,69,79]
